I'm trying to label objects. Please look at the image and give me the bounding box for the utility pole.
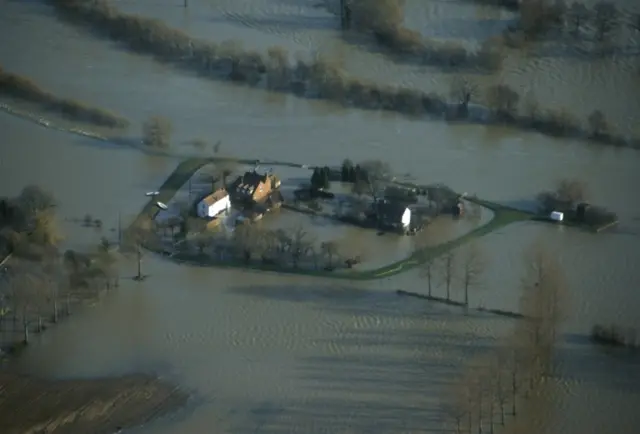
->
[184,0,188,7]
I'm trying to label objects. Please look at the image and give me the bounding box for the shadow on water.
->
[555,341,640,395]
[236,397,444,434]
[228,285,497,433]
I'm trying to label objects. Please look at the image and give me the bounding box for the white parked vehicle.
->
[156,201,168,210]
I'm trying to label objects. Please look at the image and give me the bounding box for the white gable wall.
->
[197,195,231,218]
[401,208,411,228]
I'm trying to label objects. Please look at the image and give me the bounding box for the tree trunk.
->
[464,281,469,310]
[23,319,29,344]
[38,316,42,333]
[478,391,483,434]
[511,367,517,416]
[66,293,71,316]
[489,399,494,434]
[137,245,142,280]
[53,299,58,323]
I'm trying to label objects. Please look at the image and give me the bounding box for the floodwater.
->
[1,0,640,433]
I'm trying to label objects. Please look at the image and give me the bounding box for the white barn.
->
[197,189,231,219]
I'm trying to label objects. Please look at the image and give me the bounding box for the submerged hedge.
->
[49,0,639,149]
[0,65,128,128]
[348,0,503,71]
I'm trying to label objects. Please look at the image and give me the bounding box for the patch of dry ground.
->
[0,372,187,434]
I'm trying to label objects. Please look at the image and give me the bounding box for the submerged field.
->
[1,0,640,433]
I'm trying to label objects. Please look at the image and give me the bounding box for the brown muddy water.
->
[1,0,640,433]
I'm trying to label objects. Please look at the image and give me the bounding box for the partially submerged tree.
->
[440,250,456,301]
[450,77,477,117]
[321,241,339,269]
[567,2,590,34]
[519,239,569,376]
[593,1,619,41]
[459,243,486,312]
[142,116,172,148]
[587,110,610,138]
[485,84,520,120]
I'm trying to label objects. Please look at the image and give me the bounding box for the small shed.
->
[550,211,564,222]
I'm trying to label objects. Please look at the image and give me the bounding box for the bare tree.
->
[460,243,486,311]
[233,223,257,264]
[450,76,477,116]
[420,255,438,297]
[142,116,172,148]
[520,239,569,376]
[593,1,619,41]
[440,250,456,301]
[321,241,339,269]
[443,383,469,434]
[587,110,609,138]
[290,225,310,269]
[8,270,40,344]
[567,2,590,34]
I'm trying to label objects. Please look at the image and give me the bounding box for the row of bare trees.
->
[420,242,487,311]
[442,240,569,433]
[184,223,358,272]
[0,186,120,349]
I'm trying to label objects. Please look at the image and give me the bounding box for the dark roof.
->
[235,171,268,188]
[376,200,408,222]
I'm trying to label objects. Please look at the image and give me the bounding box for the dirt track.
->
[0,372,187,434]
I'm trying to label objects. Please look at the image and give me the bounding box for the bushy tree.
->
[486,84,520,119]
[142,116,172,148]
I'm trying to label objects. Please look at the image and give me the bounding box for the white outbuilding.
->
[197,189,231,219]
[550,211,564,222]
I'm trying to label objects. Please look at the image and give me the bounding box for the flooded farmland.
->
[1,0,640,433]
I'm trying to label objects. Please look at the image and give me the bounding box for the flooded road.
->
[1,0,640,433]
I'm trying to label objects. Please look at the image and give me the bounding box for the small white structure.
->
[146,191,160,197]
[156,201,168,210]
[400,207,412,228]
[197,189,231,219]
[377,200,412,232]
[550,211,564,222]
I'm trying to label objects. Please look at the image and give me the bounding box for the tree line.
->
[441,239,569,433]
[174,222,361,272]
[513,0,640,43]
[0,186,119,350]
[0,64,128,128]
[49,0,640,150]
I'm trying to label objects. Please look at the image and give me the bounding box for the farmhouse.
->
[230,170,281,205]
[197,188,230,219]
[372,199,412,232]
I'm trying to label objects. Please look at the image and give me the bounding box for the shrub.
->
[542,108,581,136]
[587,110,609,138]
[485,84,520,119]
[536,178,587,212]
[142,116,172,148]
[591,324,638,348]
